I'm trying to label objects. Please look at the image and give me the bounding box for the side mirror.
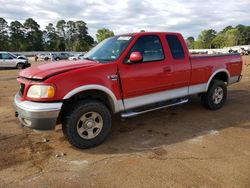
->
[128,52,143,64]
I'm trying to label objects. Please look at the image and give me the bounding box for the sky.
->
[0,0,250,39]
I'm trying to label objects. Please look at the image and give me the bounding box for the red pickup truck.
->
[15,32,243,148]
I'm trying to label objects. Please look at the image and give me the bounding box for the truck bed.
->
[189,53,242,86]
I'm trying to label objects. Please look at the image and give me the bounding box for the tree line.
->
[186,25,250,49]
[0,17,249,51]
[0,17,114,52]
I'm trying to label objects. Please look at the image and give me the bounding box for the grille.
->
[19,83,25,96]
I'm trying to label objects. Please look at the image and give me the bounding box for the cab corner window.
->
[166,35,185,59]
[130,35,164,62]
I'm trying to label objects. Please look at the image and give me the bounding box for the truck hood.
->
[19,60,99,80]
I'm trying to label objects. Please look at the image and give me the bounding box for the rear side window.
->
[166,35,185,59]
[130,35,164,62]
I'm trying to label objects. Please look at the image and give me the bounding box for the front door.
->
[119,35,173,109]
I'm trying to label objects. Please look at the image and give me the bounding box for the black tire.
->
[201,79,227,110]
[62,100,112,149]
[55,57,60,61]
[44,57,49,61]
[16,63,24,69]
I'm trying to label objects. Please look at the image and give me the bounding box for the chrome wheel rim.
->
[212,87,224,104]
[76,112,103,139]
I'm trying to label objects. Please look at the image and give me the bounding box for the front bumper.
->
[25,62,31,68]
[14,94,62,131]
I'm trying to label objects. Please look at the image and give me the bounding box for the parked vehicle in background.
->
[37,53,47,61]
[14,32,243,149]
[0,52,30,69]
[13,53,28,60]
[53,52,70,61]
[68,53,85,60]
[41,52,70,61]
[240,48,249,56]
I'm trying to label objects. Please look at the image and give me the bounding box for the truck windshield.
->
[83,36,133,62]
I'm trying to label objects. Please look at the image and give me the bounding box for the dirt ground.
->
[0,57,250,188]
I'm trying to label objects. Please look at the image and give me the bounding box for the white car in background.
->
[0,52,30,69]
[68,53,85,60]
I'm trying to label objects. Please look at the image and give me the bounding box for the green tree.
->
[9,21,25,51]
[225,28,240,46]
[44,23,59,51]
[220,25,233,34]
[74,20,94,51]
[0,17,9,50]
[211,34,226,48]
[56,20,67,50]
[96,28,114,43]
[186,36,195,49]
[196,29,217,49]
[57,37,66,51]
[235,25,250,45]
[23,18,43,50]
[56,20,66,38]
[66,20,76,50]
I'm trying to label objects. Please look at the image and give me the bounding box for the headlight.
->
[27,85,55,98]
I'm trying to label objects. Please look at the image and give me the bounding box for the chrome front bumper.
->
[14,94,62,131]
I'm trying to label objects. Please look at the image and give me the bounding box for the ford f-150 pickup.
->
[14,32,243,148]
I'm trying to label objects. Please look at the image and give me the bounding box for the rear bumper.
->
[14,94,62,131]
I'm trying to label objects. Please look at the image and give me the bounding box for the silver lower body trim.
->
[123,87,189,110]
[228,75,242,85]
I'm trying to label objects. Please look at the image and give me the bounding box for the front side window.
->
[84,36,133,62]
[130,35,164,62]
[166,35,185,59]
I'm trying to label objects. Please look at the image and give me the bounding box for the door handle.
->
[163,66,171,72]
[107,75,118,81]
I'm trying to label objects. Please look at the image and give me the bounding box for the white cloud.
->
[0,0,249,39]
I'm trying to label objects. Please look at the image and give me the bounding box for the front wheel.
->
[16,63,25,69]
[62,100,112,149]
[201,79,227,110]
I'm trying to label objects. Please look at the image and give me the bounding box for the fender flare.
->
[63,84,123,113]
[206,69,230,91]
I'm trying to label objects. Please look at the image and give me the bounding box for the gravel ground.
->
[0,57,250,188]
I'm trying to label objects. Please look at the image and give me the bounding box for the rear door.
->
[165,34,191,90]
[118,34,174,109]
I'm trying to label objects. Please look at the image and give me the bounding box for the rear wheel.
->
[16,63,24,69]
[55,57,60,61]
[62,100,112,149]
[201,79,227,110]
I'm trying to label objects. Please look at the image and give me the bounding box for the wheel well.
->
[212,72,228,83]
[16,63,24,67]
[58,90,115,124]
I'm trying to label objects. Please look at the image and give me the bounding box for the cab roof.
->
[118,31,182,37]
